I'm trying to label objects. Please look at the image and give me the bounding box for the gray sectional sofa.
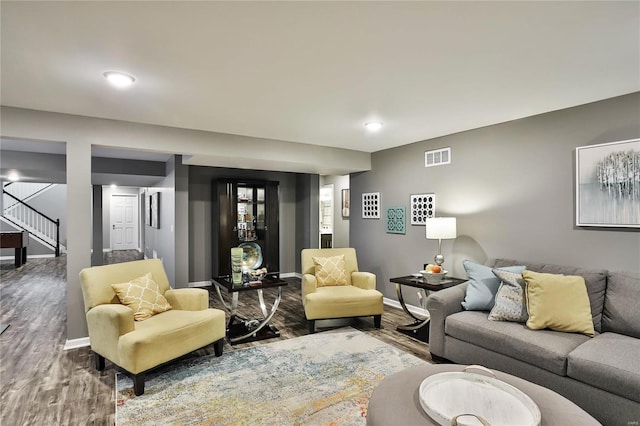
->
[426,258,640,425]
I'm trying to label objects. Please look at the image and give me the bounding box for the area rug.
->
[116,327,427,425]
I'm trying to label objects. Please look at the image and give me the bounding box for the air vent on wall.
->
[425,147,451,168]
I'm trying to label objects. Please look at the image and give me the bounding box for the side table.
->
[212,274,288,344]
[390,275,466,343]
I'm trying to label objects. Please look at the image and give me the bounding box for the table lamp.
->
[425,217,457,267]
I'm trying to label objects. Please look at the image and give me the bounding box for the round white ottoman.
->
[367,364,600,426]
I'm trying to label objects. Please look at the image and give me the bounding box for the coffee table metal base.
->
[213,278,285,345]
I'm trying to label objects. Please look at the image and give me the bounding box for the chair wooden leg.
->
[95,353,105,371]
[133,373,145,396]
[374,314,382,329]
[308,319,316,334]
[214,338,224,357]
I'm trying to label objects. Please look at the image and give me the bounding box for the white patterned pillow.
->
[312,255,348,287]
[111,272,172,321]
[488,268,528,323]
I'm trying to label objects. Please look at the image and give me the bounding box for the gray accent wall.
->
[188,166,303,283]
[144,156,179,286]
[350,93,640,308]
[295,173,320,271]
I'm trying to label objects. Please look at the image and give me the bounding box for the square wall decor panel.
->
[362,192,380,219]
[411,193,435,225]
[386,207,406,234]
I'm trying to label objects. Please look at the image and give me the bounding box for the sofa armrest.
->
[86,304,135,363]
[164,288,209,311]
[352,271,376,290]
[425,282,468,358]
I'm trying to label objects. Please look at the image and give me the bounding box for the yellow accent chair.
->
[301,248,384,333]
[79,259,226,396]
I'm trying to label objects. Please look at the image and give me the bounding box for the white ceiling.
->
[1,1,638,155]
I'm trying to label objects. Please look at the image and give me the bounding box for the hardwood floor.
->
[1,255,433,425]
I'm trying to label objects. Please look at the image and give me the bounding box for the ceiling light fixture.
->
[365,122,383,132]
[7,171,20,182]
[103,71,136,89]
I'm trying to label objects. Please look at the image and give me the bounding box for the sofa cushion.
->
[523,270,595,337]
[568,333,640,403]
[446,310,591,375]
[602,271,640,339]
[492,259,607,332]
[461,260,526,311]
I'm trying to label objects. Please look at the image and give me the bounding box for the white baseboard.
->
[64,337,90,350]
[383,297,429,317]
[0,254,55,261]
[280,272,300,279]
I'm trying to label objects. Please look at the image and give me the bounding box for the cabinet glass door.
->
[236,184,265,243]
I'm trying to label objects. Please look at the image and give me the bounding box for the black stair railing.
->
[2,190,60,256]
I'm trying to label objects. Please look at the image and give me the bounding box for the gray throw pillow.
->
[488,268,528,322]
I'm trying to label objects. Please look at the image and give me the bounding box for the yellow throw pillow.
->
[111,272,172,321]
[523,270,594,337]
[313,255,348,287]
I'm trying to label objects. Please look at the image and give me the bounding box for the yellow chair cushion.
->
[111,272,172,321]
[523,270,595,337]
[304,286,383,320]
[313,255,348,287]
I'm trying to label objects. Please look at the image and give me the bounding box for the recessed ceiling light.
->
[8,171,20,182]
[365,122,383,132]
[103,71,136,89]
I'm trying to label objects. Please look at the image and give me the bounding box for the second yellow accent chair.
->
[301,248,384,333]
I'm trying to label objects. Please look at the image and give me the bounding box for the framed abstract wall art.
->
[144,192,151,226]
[342,189,350,218]
[576,138,640,228]
[150,192,160,229]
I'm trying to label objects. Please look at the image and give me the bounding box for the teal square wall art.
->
[386,207,406,234]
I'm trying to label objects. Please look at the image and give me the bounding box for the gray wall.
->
[0,150,66,183]
[188,166,300,283]
[350,93,640,308]
[295,173,320,271]
[144,156,178,285]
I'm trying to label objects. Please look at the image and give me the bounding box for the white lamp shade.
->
[425,217,457,240]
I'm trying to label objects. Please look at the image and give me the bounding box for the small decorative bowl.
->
[248,268,268,281]
[420,270,448,284]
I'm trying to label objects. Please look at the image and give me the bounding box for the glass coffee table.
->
[211,274,288,344]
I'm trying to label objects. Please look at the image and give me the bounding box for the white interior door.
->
[110,194,139,250]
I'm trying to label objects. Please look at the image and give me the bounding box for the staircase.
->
[2,182,64,256]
